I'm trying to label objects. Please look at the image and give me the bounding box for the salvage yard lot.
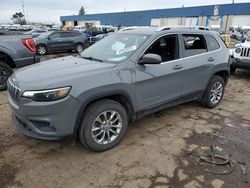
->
[1,53,250,188]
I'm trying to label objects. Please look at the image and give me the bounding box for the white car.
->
[230,35,250,73]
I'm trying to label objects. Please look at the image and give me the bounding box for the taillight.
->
[22,38,36,53]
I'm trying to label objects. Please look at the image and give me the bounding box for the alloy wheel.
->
[38,46,46,55]
[91,110,123,145]
[210,81,223,104]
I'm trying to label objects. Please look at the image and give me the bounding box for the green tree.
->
[11,12,26,25]
[79,6,86,15]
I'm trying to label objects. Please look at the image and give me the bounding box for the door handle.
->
[208,57,215,62]
[172,65,183,70]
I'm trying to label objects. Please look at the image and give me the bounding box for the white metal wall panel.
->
[185,17,198,26]
[151,19,161,26]
[167,18,178,26]
[232,15,250,26]
[208,16,222,27]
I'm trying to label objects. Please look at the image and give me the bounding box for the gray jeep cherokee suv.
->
[8,28,230,152]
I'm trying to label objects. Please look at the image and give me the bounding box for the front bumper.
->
[231,58,250,69]
[8,94,81,141]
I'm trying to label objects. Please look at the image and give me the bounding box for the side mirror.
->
[241,38,246,43]
[139,53,162,65]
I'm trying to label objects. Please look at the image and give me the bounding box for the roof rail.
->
[156,26,210,32]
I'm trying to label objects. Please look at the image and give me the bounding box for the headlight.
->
[235,48,242,54]
[22,87,71,101]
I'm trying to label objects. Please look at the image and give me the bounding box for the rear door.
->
[180,34,215,99]
[60,32,75,50]
[135,34,185,111]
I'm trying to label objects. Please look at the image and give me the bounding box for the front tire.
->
[36,44,47,55]
[201,76,225,108]
[0,61,13,91]
[79,99,128,152]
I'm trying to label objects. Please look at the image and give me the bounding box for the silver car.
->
[8,28,230,151]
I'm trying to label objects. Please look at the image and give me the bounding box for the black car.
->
[35,30,88,55]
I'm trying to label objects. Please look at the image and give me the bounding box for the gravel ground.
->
[0,53,250,188]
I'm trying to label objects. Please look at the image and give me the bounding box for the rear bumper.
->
[14,55,40,68]
[231,58,250,69]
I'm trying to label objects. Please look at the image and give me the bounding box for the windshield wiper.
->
[81,56,103,62]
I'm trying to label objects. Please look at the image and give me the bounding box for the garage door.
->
[151,19,161,27]
[232,15,250,26]
[185,17,198,26]
[207,16,222,27]
[167,18,178,26]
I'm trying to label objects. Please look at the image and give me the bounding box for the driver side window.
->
[145,35,178,62]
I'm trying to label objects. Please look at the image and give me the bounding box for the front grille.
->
[240,48,250,57]
[7,80,21,102]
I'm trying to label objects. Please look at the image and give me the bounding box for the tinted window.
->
[61,32,73,38]
[145,35,178,62]
[183,34,207,57]
[71,32,82,37]
[206,35,220,51]
[49,33,60,39]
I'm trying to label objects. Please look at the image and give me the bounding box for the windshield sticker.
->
[111,42,126,51]
[116,45,137,55]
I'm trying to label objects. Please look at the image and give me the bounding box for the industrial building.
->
[60,3,250,32]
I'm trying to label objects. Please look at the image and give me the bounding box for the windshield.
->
[36,31,52,39]
[80,33,150,63]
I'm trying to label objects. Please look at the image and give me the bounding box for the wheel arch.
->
[214,70,229,84]
[73,90,136,142]
[0,50,15,68]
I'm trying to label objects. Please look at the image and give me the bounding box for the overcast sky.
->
[0,0,249,24]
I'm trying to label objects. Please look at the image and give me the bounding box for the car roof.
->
[120,27,214,36]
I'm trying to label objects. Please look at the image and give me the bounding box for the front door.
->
[135,34,185,112]
[47,32,63,51]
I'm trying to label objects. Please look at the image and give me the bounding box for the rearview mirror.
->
[139,53,162,65]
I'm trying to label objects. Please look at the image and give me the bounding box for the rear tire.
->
[0,61,13,91]
[75,43,84,53]
[36,44,47,55]
[79,99,128,152]
[201,76,225,108]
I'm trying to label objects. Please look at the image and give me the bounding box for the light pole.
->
[21,0,26,22]
[232,0,235,4]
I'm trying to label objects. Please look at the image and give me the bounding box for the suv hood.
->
[11,55,116,90]
[235,41,250,48]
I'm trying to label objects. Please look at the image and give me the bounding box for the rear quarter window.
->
[206,35,221,51]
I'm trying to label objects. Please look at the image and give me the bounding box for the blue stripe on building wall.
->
[60,3,250,26]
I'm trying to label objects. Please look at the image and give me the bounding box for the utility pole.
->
[21,0,26,23]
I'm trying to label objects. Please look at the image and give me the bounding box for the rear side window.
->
[61,32,73,38]
[182,34,207,57]
[206,35,220,51]
[71,32,82,37]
